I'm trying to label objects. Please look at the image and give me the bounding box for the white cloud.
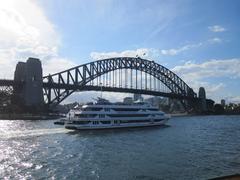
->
[0,0,75,78]
[90,36,226,60]
[208,37,222,44]
[171,58,240,101]
[160,37,224,56]
[90,43,204,60]
[208,25,226,32]
[90,48,156,60]
[160,43,202,56]
[225,96,240,104]
[172,58,240,80]
[90,40,215,59]
[42,57,77,75]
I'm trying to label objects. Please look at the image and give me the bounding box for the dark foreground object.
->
[209,174,240,180]
[53,118,67,125]
[54,121,65,125]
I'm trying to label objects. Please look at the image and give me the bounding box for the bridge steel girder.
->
[42,57,197,107]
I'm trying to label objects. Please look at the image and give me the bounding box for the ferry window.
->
[120,120,129,123]
[75,114,97,118]
[120,120,150,123]
[88,114,97,118]
[149,108,158,111]
[100,121,111,124]
[109,114,148,117]
[73,121,90,124]
[99,114,105,118]
[113,108,139,111]
[75,114,88,118]
[32,75,36,81]
[92,108,102,111]
[82,107,102,111]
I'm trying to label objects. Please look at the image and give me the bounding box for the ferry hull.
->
[65,119,169,130]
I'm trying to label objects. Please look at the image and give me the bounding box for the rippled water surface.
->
[0,115,240,179]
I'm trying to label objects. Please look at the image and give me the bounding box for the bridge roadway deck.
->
[42,82,197,100]
[0,79,197,100]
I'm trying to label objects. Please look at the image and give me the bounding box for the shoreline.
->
[0,113,239,120]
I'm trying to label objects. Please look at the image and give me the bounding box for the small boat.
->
[64,97,170,130]
[54,117,68,125]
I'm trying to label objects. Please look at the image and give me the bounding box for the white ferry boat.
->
[64,98,170,130]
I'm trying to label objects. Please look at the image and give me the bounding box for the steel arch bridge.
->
[42,57,197,107]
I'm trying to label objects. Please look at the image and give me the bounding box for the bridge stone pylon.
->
[13,57,44,109]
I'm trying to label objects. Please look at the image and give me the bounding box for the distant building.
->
[198,87,207,112]
[123,97,133,104]
[221,99,226,107]
[206,99,215,112]
[144,96,157,107]
[133,94,143,101]
[144,96,167,107]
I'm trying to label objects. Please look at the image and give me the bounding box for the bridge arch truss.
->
[43,57,196,107]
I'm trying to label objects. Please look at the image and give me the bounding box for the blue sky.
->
[38,0,240,61]
[0,0,239,103]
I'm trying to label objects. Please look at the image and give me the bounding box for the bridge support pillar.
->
[14,57,44,112]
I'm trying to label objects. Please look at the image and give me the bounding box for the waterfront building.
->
[221,99,226,107]
[198,87,207,112]
[123,97,133,104]
[133,94,143,101]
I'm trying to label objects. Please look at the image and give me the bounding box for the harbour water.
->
[0,115,240,179]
